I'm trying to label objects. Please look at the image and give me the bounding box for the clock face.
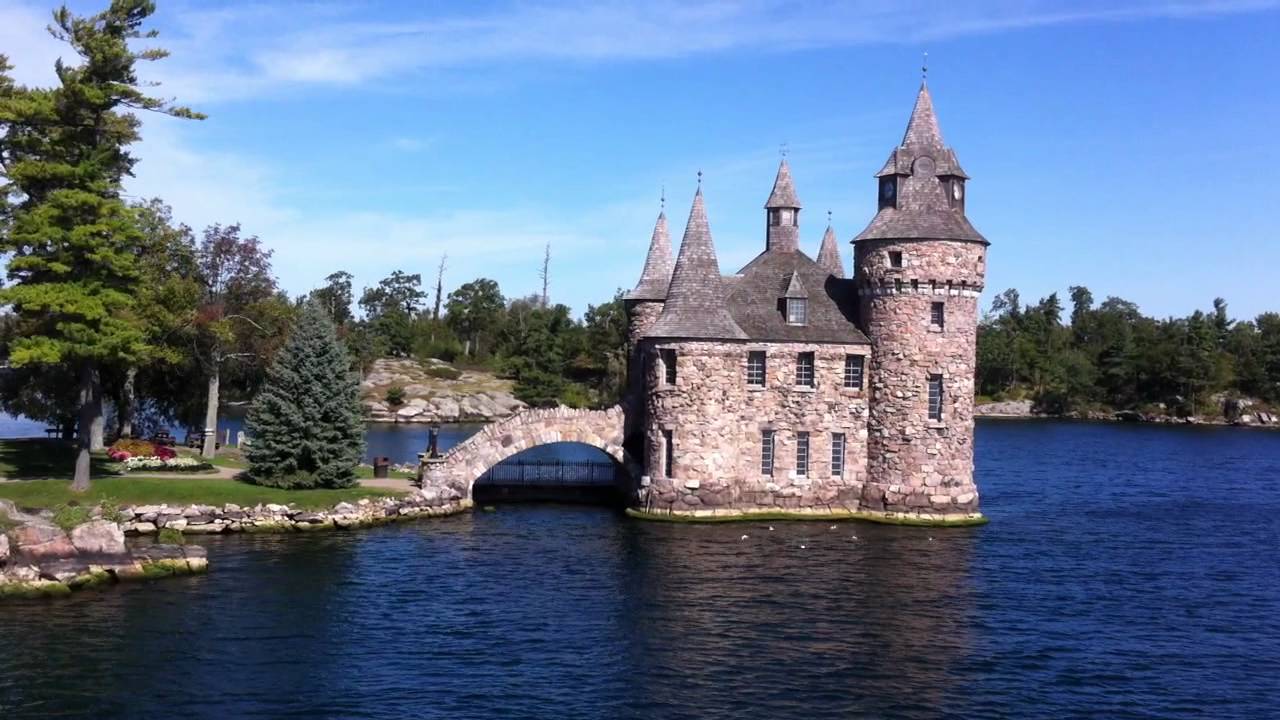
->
[952,182,963,200]
[881,180,896,200]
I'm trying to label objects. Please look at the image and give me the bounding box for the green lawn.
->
[0,439,119,480]
[0,439,407,510]
[0,476,403,511]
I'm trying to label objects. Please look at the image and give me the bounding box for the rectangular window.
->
[796,431,810,477]
[761,430,775,476]
[931,302,946,329]
[786,298,808,325]
[795,352,815,387]
[662,429,674,477]
[831,433,846,478]
[928,374,944,421]
[894,278,903,293]
[889,251,903,268]
[660,348,677,386]
[843,354,864,389]
[747,351,766,386]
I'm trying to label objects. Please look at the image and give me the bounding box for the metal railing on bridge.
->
[475,459,622,487]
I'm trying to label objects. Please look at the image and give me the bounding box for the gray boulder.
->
[70,520,127,556]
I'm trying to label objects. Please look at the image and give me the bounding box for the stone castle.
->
[623,80,988,524]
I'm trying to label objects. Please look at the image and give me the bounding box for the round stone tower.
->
[624,207,673,402]
[853,81,989,517]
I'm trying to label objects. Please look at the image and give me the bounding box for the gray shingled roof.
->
[725,250,867,344]
[764,159,801,208]
[816,224,844,278]
[857,83,986,244]
[644,188,748,340]
[783,271,807,298]
[625,210,673,300]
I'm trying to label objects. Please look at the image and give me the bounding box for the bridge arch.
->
[420,405,639,504]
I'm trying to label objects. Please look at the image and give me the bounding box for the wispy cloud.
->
[6,0,1274,102]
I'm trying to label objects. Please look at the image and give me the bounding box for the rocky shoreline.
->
[974,398,1279,428]
[361,358,526,424]
[0,488,468,601]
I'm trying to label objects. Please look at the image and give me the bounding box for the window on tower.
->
[931,302,946,329]
[660,349,677,386]
[889,251,903,268]
[879,177,897,209]
[928,374,944,421]
[761,430,775,476]
[796,431,810,477]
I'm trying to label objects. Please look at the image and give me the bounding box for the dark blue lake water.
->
[2,420,1279,719]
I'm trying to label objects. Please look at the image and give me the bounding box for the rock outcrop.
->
[361,358,526,423]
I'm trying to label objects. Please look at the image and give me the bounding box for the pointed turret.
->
[626,210,674,300]
[816,223,844,278]
[858,81,984,244]
[645,188,746,340]
[764,159,801,253]
[765,159,801,208]
[901,82,944,149]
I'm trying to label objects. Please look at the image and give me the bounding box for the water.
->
[2,420,1279,719]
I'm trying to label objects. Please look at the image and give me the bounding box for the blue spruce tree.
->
[246,302,366,488]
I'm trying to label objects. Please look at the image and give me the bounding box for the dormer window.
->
[879,177,898,209]
[947,178,965,211]
[786,298,807,325]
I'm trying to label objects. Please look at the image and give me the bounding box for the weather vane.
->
[827,209,833,225]
[660,185,665,210]
[780,142,788,158]
[697,169,703,186]
[922,51,929,82]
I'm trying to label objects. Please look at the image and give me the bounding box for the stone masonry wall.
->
[638,340,871,514]
[626,300,663,403]
[854,238,985,514]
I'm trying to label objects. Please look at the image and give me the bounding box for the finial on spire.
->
[697,169,702,186]
[827,209,832,225]
[660,185,665,210]
[922,51,929,83]
[780,142,788,158]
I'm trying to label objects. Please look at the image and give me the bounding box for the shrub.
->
[98,498,128,523]
[425,364,462,381]
[53,504,92,531]
[385,385,406,406]
[157,527,186,545]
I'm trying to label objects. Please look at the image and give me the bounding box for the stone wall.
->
[638,339,871,514]
[854,238,985,514]
[625,300,663,402]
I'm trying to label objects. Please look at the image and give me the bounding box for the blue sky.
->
[3,0,1278,320]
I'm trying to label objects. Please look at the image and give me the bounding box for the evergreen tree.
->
[0,2,202,490]
[244,302,365,489]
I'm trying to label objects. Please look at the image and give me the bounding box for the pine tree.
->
[0,2,203,490]
[244,302,366,489]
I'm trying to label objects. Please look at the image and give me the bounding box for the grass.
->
[0,476,403,511]
[177,447,414,479]
[0,439,118,480]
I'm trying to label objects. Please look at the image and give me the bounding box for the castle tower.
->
[816,221,845,277]
[853,80,989,517]
[624,207,674,401]
[765,159,801,252]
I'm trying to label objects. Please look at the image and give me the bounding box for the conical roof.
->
[764,159,801,208]
[645,188,747,340]
[816,224,844,278]
[625,210,674,300]
[902,82,944,148]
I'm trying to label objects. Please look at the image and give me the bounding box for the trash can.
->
[373,456,391,479]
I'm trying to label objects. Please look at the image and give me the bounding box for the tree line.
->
[976,287,1280,416]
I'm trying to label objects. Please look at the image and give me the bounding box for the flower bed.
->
[119,456,214,473]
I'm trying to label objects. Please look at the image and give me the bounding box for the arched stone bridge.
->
[417,404,638,505]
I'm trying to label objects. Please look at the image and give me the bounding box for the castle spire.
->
[765,158,801,209]
[626,206,674,300]
[816,222,844,278]
[764,159,801,253]
[901,82,944,149]
[645,186,746,340]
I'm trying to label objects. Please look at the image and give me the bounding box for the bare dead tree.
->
[539,242,551,308]
[433,254,447,321]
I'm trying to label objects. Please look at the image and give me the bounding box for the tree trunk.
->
[118,366,137,438]
[202,366,219,459]
[72,363,97,492]
[89,376,105,451]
